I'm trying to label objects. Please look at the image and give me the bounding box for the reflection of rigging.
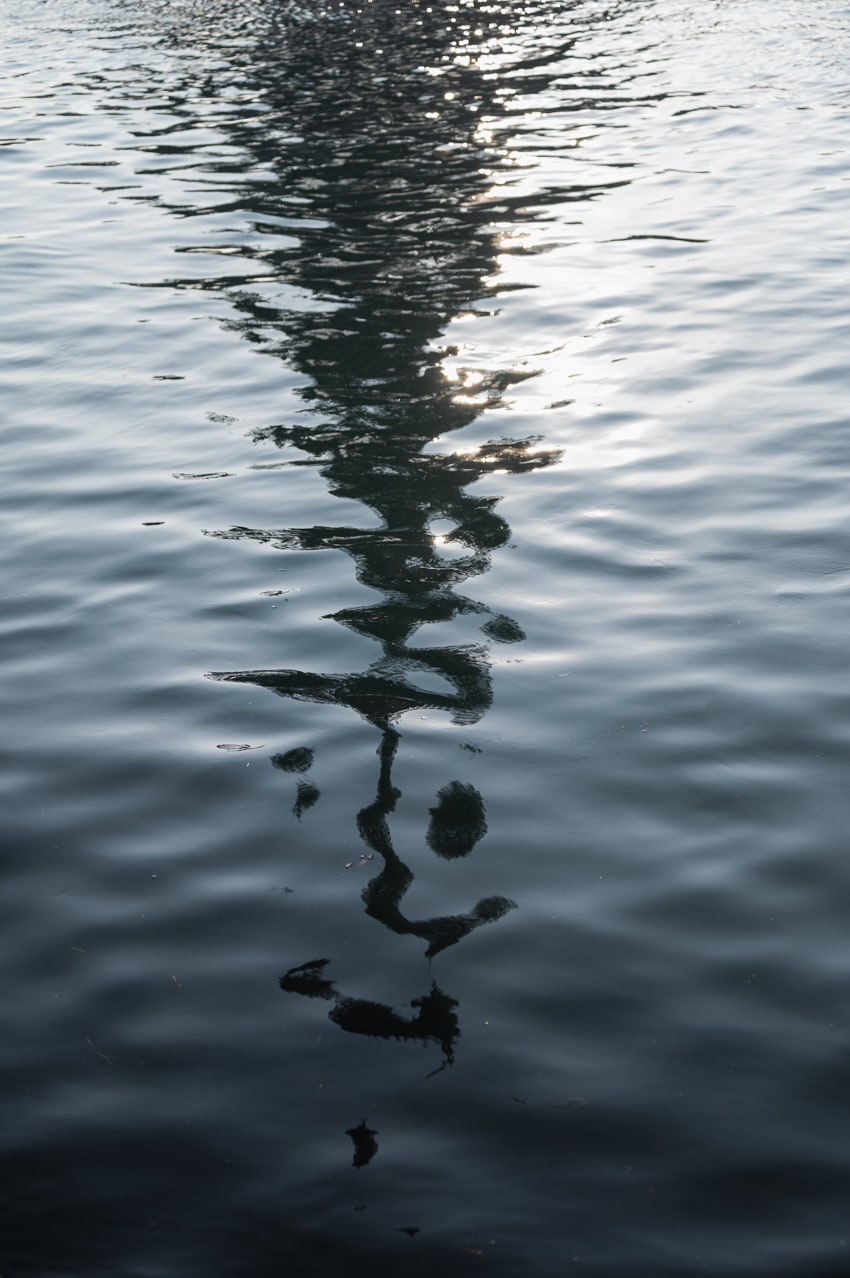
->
[281,958,460,1078]
[211,434,558,729]
[195,0,565,1067]
[358,727,514,961]
[210,430,555,1067]
[278,726,506,1077]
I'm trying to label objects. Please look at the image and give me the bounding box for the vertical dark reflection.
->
[178,0,601,1064]
[185,0,569,1063]
[128,0,649,1061]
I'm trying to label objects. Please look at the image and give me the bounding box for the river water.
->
[3,0,850,1273]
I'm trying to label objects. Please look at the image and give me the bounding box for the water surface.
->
[4,1,850,1273]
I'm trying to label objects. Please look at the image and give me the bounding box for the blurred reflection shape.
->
[196,0,569,1064]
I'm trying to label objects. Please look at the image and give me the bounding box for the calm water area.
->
[3,0,850,1273]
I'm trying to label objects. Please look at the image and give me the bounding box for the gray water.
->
[3,0,850,1273]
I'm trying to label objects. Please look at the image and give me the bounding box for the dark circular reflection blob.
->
[427,780,487,859]
[270,746,314,773]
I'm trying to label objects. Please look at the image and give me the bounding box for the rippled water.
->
[4,0,850,1273]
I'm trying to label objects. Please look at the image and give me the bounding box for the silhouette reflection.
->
[346,1119,379,1171]
[357,728,514,961]
[271,725,515,1068]
[195,0,569,1067]
[211,435,554,1065]
[281,957,460,1076]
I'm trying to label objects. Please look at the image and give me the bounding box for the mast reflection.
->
[199,0,563,1067]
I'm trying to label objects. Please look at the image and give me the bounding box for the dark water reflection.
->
[163,0,647,1246]
[188,0,578,1065]
[8,0,850,1273]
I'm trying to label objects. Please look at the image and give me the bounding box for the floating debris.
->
[85,1036,114,1066]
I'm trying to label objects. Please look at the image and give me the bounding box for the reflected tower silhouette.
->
[193,0,564,1066]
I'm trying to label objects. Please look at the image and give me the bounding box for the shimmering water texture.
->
[4,0,850,1274]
